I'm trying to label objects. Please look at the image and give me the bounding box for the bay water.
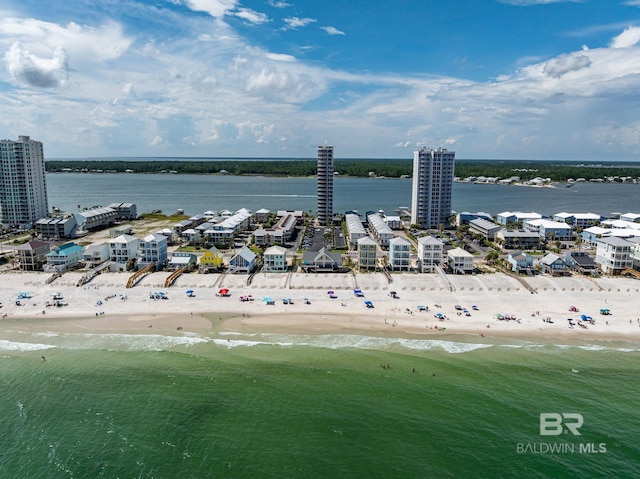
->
[47,173,640,217]
[1,321,639,478]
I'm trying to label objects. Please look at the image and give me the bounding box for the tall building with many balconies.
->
[410,147,455,229]
[0,135,49,228]
[317,145,334,225]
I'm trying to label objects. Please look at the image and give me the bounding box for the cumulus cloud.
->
[184,0,238,18]
[543,53,592,78]
[0,18,132,63]
[321,26,345,35]
[4,42,70,88]
[282,17,316,30]
[234,8,269,24]
[610,26,640,48]
[623,0,640,6]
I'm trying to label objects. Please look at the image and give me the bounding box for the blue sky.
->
[2,0,640,160]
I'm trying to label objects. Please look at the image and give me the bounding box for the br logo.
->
[540,413,584,436]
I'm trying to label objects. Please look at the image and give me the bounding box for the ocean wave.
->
[500,342,640,353]
[212,333,493,354]
[0,339,56,352]
[61,333,209,351]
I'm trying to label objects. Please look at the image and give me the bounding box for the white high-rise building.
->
[411,147,455,229]
[317,145,334,225]
[0,136,49,228]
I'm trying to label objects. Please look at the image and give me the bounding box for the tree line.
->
[45,159,640,181]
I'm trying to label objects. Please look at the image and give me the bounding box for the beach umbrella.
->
[219,288,229,294]
[327,290,334,294]
[186,289,194,294]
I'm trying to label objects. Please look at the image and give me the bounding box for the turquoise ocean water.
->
[1,317,639,478]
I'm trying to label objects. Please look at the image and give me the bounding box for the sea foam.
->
[212,333,493,354]
[0,339,56,352]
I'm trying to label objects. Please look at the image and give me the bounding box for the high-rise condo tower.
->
[411,147,455,229]
[0,135,49,228]
[317,145,334,225]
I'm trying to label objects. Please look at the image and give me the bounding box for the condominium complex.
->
[410,147,455,229]
[0,135,49,227]
[317,145,334,225]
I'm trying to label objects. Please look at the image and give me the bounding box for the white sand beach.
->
[0,270,638,341]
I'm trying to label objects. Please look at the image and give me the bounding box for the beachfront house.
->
[581,226,611,246]
[523,219,573,242]
[228,246,257,274]
[447,247,474,274]
[417,236,443,273]
[357,237,377,270]
[367,213,394,247]
[137,233,168,271]
[82,243,110,266]
[198,246,225,272]
[385,215,402,230]
[107,202,137,220]
[75,207,117,233]
[496,211,542,227]
[181,228,201,245]
[35,215,78,240]
[620,212,640,223]
[254,228,284,247]
[301,247,343,272]
[388,237,411,271]
[44,242,84,273]
[14,239,52,271]
[552,212,602,228]
[254,208,271,223]
[495,230,542,251]
[173,220,194,236]
[263,245,287,272]
[468,218,503,241]
[109,234,138,272]
[455,212,494,227]
[167,252,197,271]
[345,214,367,247]
[538,253,569,275]
[564,251,599,275]
[595,237,634,275]
[629,238,640,273]
[507,251,533,273]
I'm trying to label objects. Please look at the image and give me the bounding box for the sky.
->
[1,1,640,160]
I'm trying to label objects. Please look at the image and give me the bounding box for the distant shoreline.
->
[44,158,640,183]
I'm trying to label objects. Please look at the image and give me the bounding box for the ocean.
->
[1,322,639,478]
[6,169,639,477]
[46,172,640,218]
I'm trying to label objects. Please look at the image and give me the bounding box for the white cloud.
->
[268,1,291,7]
[610,26,640,48]
[543,53,592,78]
[623,0,640,6]
[282,17,316,30]
[234,8,269,25]
[321,26,345,36]
[0,18,133,63]
[4,42,69,87]
[184,0,238,18]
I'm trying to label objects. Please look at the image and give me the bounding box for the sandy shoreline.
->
[0,269,639,344]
